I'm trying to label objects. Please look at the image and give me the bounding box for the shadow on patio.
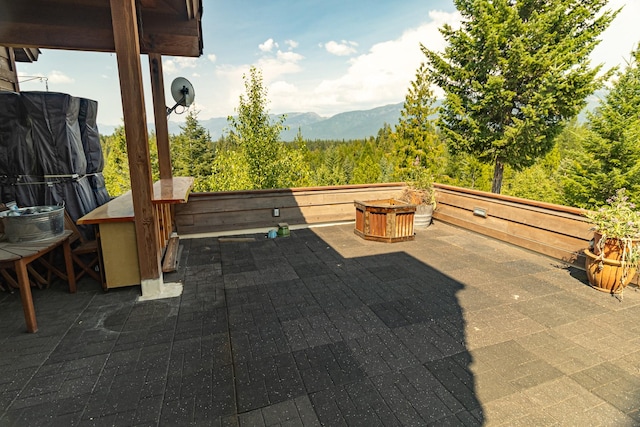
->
[1,221,639,426]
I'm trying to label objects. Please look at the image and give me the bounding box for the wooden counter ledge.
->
[77,177,194,225]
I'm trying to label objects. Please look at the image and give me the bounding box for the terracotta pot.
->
[584,248,637,294]
[592,232,640,260]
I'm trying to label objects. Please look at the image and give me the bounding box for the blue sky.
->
[16,0,640,128]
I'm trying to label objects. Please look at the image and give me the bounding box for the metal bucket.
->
[0,205,65,243]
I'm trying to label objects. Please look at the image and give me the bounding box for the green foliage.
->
[222,66,306,190]
[103,126,131,196]
[502,145,564,204]
[393,63,445,182]
[207,148,252,191]
[309,145,350,185]
[102,126,159,197]
[442,152,492,191]
[423,0,618,193]
[585,188,640,240]
[171,110,214,190]
[561,47,640,208]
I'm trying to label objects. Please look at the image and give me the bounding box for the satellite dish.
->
[167,77,195,116]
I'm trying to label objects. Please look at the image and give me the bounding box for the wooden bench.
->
[0,230,76,333]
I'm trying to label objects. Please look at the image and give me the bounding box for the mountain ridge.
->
[97,102,405,141]
[97,92,603,140]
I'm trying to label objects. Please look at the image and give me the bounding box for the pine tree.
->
[170,110,214,189]
[423,0,618,193]
[562,47,640,207]
[394,63,444,182]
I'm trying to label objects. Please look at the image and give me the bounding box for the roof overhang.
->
[13,47,40,63]
[0,0,203,57]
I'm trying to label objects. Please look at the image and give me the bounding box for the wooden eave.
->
[0,0,203,57]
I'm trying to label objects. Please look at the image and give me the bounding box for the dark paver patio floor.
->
[0,222,639,426]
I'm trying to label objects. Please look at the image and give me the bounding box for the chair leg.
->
[71,252,104,287]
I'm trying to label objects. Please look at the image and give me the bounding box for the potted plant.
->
[584,188,640,295]
[399,170,436,228]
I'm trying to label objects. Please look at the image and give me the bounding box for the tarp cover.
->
[88,173,111,206]
[78,98,104,174]
[0,93,45,207]
[0,92,41,177]
[0,92,109,226]
[45,176,98,239]
[21,91,87,176]
[0,176,45,208]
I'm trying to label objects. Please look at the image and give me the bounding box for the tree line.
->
[102,0,640,209]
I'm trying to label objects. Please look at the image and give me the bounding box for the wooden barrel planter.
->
[584,248,637,294]
[354,199,416,243]
[414,204,434,228]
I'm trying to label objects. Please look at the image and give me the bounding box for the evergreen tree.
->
[394,63,445,182]
[170,110,214,190]
[423,0,617,193]
[562,47,640,207]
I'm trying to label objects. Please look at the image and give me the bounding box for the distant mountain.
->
[97,102,404,141]
[180,103,404,141]
[97,93,604,140]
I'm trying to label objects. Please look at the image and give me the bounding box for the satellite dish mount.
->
[167,77,195,116]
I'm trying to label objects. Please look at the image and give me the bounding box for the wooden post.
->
[149,53,173,179]
[109,0,161,284]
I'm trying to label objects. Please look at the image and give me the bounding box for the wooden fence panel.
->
[175,183,406,234]
[433,184,592,266]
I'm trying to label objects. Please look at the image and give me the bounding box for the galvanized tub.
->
[0,205,65,243]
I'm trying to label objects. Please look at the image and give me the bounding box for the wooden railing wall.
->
[175,182,598,268]
[174,183,407,235]
[433,184,592,266]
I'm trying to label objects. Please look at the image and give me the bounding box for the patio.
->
[0,221,638,426]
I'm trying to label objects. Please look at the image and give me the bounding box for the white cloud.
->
[259,38,278,52]
[590,0,640,73]
[207,54,217,63]
[285,40,299,49]
[198,10,462,119]
[309,10,461,113]
[48,70,74,84]
[257,50,305,82]
[162,57,198,74]
[270,80,299,97]
[324,40,358,56]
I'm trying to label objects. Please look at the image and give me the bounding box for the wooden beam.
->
[109,0,161,282]
[148,53,173,179]
[0,1,202,57]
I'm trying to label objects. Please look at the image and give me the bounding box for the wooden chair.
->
[64,211,104,289]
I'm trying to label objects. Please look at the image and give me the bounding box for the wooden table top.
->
[0,230,73,262]
[154,177,195,203]
[77,177,194,225]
